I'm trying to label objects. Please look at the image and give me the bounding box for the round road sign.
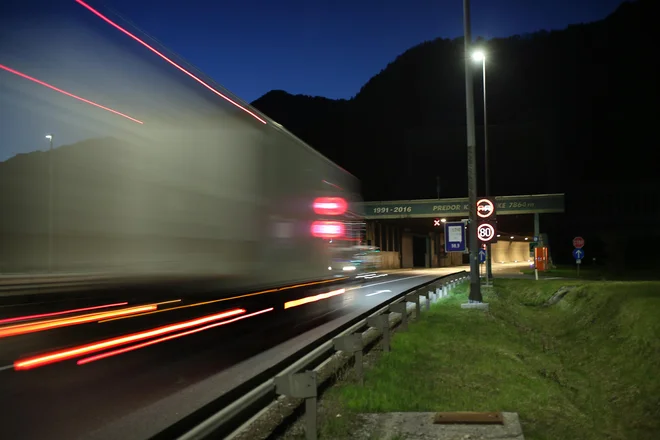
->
[476,199,495,219]
[573,236,585,248]
[477,223,496,242]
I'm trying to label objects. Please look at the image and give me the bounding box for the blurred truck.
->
[0,3,363,294]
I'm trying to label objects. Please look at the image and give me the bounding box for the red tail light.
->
[310,221,345,238]
[313,197,347,216]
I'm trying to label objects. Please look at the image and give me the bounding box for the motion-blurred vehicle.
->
[0,2,363,297]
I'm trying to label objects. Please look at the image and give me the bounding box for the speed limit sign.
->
[477,223,496,242]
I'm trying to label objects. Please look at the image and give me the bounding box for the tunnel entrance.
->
[412,236,427,268]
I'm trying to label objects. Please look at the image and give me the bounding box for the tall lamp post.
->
[462,0,481,302]
[472,50,492,282]
[45,134,54,272]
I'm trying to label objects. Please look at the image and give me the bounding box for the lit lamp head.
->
[45,134,53,140]
[472,50,486,62]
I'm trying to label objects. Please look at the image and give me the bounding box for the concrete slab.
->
[357,411,524,439]
[460,302,490,310]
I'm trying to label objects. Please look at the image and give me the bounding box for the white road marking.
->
[366,290,392,297]
[350,274,430,292]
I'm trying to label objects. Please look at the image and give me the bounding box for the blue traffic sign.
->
[533,235,539,242]
[572,248,585,260]
[444,222,466,252]
[479,248,487,263]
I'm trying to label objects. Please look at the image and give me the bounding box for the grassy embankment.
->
[311,278,660,440]
[520,264,660,281]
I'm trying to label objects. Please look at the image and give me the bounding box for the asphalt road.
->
[0,268,470,440]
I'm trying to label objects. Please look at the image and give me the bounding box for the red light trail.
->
[77,308,273,365]
[0,63,144,124]
[0,302,128,325]
[13,308,245,370]
[75,0,267,125]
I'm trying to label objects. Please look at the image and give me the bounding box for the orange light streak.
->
[283,288,346,309]
[78,308,273,365]
[99,277,347,323]
[0,302,128,325]
[0,304,157,339]
[14,308,245,370]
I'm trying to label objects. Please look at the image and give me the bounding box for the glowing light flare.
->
[0,302,128,325]
[284,288,346,309]
[75,0,266,125]
[313,197,347,216]
[0,63,144,124]
[77,308,273,365]
[0,304,157,339]
[13,308,246,370]
[311,221,345,239]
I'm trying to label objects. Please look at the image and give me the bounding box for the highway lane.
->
[0,269,462,440]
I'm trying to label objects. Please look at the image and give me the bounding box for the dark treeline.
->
[251,0,657,270]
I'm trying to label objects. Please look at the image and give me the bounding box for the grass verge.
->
[309,278,660,440]
[520,264,660,281]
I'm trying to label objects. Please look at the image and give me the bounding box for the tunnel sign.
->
[444,222,466,252]
[476,198,495,218]
[477,223,496,242]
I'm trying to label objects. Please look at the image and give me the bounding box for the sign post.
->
[572,237,585,277]
[479,247,487,280]
[572,247,585,277]
[476,198,496,285]
[444,222,466,253]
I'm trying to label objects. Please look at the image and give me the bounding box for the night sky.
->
[1,0,625,158]
[72,0,624,101]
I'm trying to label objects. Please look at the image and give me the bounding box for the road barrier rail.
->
[173,270,469,440]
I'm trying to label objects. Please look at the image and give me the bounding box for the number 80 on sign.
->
[477,223,496,242]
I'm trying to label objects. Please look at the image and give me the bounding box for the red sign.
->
[477,223,496,242]
[573,236,584,248]
[476,198,495,219]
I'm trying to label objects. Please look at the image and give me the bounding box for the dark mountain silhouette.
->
[251,0,657,269]
[0,1,655,270]
[251,0,655,199]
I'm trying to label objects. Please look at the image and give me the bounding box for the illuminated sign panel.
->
[362,194,564,219]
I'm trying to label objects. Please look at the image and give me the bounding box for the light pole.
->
[472,49,493,282]
[45,134,54,272]
[462,0,481,303]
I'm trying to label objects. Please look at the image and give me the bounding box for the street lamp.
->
[45,134,54,272]
[462,0,482,303]
[472,49,492,282]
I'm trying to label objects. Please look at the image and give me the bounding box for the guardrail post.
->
[406,292,421,319]
[333,333,365,385]
[389,301,408,331]
[274,371,318,440]
[426,284,435,304]
[419,288,431,311]
[367,314,391,352]
[443,283,448,297]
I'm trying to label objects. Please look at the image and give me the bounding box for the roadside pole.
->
[462,0,481,302]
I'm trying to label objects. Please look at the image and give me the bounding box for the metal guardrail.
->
[176,270,469,440]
